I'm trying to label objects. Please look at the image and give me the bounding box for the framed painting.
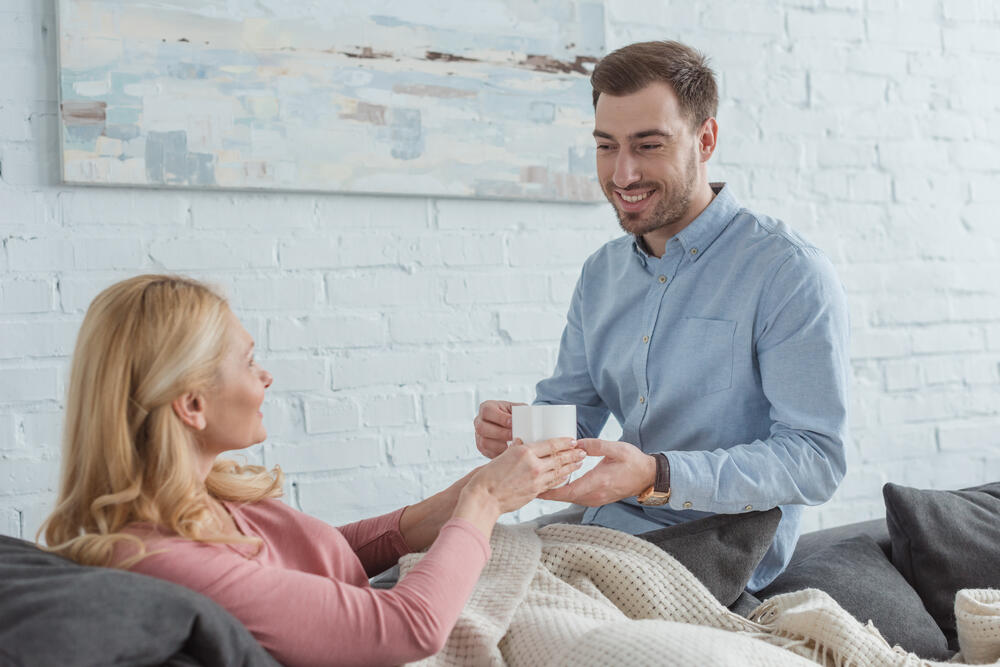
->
[56,0,605,202]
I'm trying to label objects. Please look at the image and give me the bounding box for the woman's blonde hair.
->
[41,274,283,567]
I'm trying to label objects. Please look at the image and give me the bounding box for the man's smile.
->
[614,187,657,213]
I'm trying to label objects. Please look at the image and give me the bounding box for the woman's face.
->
[198,311,273,456]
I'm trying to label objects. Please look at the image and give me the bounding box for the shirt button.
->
[658,275,667,283]
[638,396,645,404]
[683,501,693,509]
[690,248,698,255]
[744,504,753,511]
[642,335,649,343]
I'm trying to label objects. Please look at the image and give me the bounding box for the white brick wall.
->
[2,1,999,540]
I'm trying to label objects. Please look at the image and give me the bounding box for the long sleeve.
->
[121,510,490,667]
[663,246,850,513]
[337,508,411,577]
[535,263,612,439]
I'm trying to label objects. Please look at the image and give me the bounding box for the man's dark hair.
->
[590,41,718,128]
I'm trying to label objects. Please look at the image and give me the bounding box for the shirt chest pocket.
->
[665,317,736,398]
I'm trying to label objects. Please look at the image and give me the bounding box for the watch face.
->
[638,492,670,506]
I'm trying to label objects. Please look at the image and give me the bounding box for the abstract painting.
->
[56,1,605,202]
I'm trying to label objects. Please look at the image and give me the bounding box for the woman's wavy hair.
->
[40,274,283,567]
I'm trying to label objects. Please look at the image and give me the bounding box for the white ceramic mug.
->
[511,404,579,485]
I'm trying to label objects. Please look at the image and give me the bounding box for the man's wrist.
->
[653,453,670,493]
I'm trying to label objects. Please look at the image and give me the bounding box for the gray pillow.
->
[0,535,279,667]
[757,534,951,660]
[883,481,1000,650]
[636,507,781,608]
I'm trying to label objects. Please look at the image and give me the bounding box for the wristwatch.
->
[636,453,671,506]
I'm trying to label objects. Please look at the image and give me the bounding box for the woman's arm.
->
[126,523,490,667]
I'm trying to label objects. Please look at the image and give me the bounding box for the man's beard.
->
[608,151,698,237]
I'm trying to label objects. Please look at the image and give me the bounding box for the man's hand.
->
[473,400,527,458]
[539,438,657,506]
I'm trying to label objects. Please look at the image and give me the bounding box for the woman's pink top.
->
[114,498,490,667]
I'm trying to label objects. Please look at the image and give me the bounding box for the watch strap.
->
[654,453,670,493]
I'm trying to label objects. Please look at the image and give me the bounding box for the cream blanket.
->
[399,523,1000,666]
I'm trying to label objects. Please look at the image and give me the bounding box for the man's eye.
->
[640,144,662,150]
[596,144,614,151]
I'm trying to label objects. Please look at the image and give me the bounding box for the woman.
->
[41,274,584,666]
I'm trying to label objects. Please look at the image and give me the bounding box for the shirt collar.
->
[630,182,740,264]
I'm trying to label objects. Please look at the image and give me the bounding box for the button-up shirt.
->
[535,183,850,591]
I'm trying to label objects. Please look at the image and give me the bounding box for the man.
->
[473,41,849,591]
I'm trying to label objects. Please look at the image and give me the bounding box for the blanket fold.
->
[399,523,999,667]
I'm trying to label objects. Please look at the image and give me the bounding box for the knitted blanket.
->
[399,523,1000,666]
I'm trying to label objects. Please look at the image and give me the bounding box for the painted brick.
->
[362,394,416,427]
[6,238,70,271]
[445,347,552,382]
[878,141,950,170]
[873,295,951,326]
[326,269,439,308]
[444,273,548,305]
[938,421,1000,451]
[498,309,566,342]
[256,397,302,441]
[387,432,432,466]
[0,414,16,450]
[190,192,315,229]
[57,274,125,312]
[702,3,783,35]
[21,410,63,451]
[912,325,984,354]
[0,506,19,538]
[296,473,422,525]
[0,456,59,495]
[788,10,864,40]
[281,236,384,269]
[854,425,937,462]
[851,328,912,360]
[60,190,188,227]
[268,314,385,350]
[17,498,57,542]
[264,358,326,392]
[268,437,381,474]
[150,238,276,270]
[883,360,922,391]
[835,466,886,500]
[332,350,441,389]
[0,279,52,313]
[0,367,59,403]
[867,16,942,50]
[951,142,1000,171]
[422,390,476,426]
[388,310,495,345]
[303,397,359,434]
[0,319,79,359]
[409,233,506,267]
[507,231,609,268]
[894,172,964,204]
[229,275,318,310]
[0,102,33,142]
[316,194,428,230]
[548,271,579,304]
[423,427,480,462]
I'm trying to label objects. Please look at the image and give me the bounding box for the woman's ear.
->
[172,392,207,431]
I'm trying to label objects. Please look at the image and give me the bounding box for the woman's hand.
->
[452,438,585,538]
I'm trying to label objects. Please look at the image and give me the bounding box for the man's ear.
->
[172,392,207,431]
[697,117,719,162]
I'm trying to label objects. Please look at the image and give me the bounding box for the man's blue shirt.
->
[535,183,850,591]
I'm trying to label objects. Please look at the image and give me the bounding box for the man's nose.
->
[612,150,640,188]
